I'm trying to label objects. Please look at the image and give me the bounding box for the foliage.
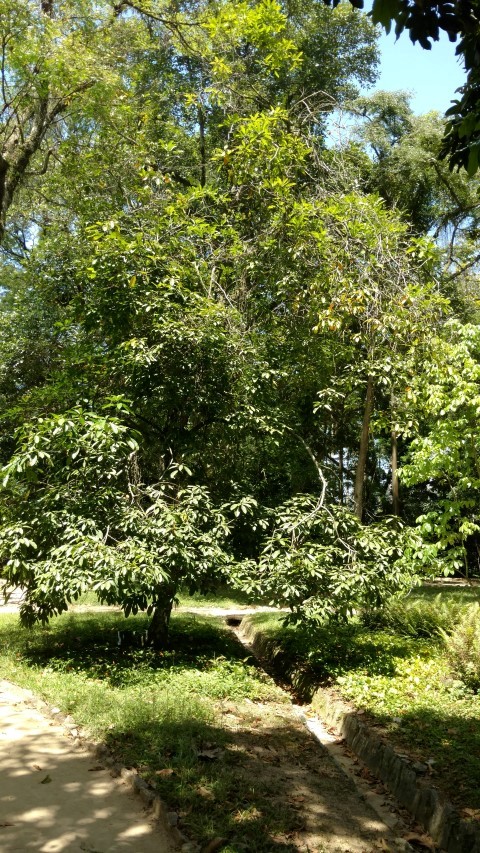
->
[361,593,461,638]
[400,322,480,576]
[343,90,480,305]
[440,604,480,692]
[326,0,480,174]
[234,495,420,624]
[1,0,480,629]
[0,406,234,626]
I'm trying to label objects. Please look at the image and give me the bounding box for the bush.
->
[440,604,480,692]
[234,496,420,626]
[362,595,460,639]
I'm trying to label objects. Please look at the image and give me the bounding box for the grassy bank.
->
[0,610,315,852]
[73,584,260,610]
[243,585,480,815]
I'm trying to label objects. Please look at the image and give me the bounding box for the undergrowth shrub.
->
[440,604,480,692]
[362,595,459,638]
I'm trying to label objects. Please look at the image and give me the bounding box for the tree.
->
[325,0,480,174]
[0,406,238,646]
[0,0,432,636]
[0,1,131,245]
[400,321,480,577]
[234,495,418,626]
[340,90,480,339]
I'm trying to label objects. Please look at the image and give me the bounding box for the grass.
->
[0,609,314,852]
[74,584,259,610]
[4,581,480,840]
[244,584,480,815]
[410,582,480,607]
[176,584,261,609]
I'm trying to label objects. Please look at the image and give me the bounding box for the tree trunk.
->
[353,376,374,522]
[198,105,206,187]
[391,428,401,516]
[339,445,344,504]
[147,585,176,649]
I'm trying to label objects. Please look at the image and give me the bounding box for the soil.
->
[213,696,409,853]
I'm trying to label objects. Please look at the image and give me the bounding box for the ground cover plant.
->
[244,584,480,815]
[0,609,327,852]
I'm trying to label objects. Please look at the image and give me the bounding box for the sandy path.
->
[0,680,174,853]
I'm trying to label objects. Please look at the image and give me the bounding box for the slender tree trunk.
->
[339,445,344,505]
[353,376,374,521]
[198,105,206,187]
[147,584,176,649]
[391,393,400,516]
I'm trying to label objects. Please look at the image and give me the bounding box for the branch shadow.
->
[0,685,168,853]
[0,612,391,851]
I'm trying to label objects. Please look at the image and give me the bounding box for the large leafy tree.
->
[326,0,480,174]
[0,0,448,638]
[0,0,131,247]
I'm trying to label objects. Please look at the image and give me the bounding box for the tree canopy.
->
[327,0,480,174]
[0,0,479,643]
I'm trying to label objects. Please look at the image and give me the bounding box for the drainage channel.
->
[224,613,424,853]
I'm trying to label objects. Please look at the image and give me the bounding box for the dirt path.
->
[213,695,409,853]
[176,609,412,852]
[0,680,174,853]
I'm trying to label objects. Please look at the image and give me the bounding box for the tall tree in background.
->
[325,0,480,175]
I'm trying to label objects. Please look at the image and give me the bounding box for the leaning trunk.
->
[147,585,176,649]
[353,376,374,522]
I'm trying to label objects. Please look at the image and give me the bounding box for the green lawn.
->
[73,584,260,610]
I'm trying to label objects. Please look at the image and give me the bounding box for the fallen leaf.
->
[0,822,15,827]
[40,775,52,784]
[198,748,224,761]
[88,765,105,772]
[202,837,227,853]
[197,785,214,799]
[32,764,42,771]
[155,768,175,778]
[403,832,436,851]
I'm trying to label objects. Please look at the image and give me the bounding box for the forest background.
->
[1,0,480,647]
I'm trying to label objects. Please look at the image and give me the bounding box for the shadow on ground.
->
[0,682,170,853]
[0,613,391,852]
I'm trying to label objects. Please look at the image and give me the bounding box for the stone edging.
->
[315,691,480,853]
[238,619,480,853]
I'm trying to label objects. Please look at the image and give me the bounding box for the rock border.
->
[315,691,480,853]
[238,619,480,853]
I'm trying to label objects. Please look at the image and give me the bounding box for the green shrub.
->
[362,595,459,638]
[440,604,480,692]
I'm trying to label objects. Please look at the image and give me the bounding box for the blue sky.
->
[371,21,465,115]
